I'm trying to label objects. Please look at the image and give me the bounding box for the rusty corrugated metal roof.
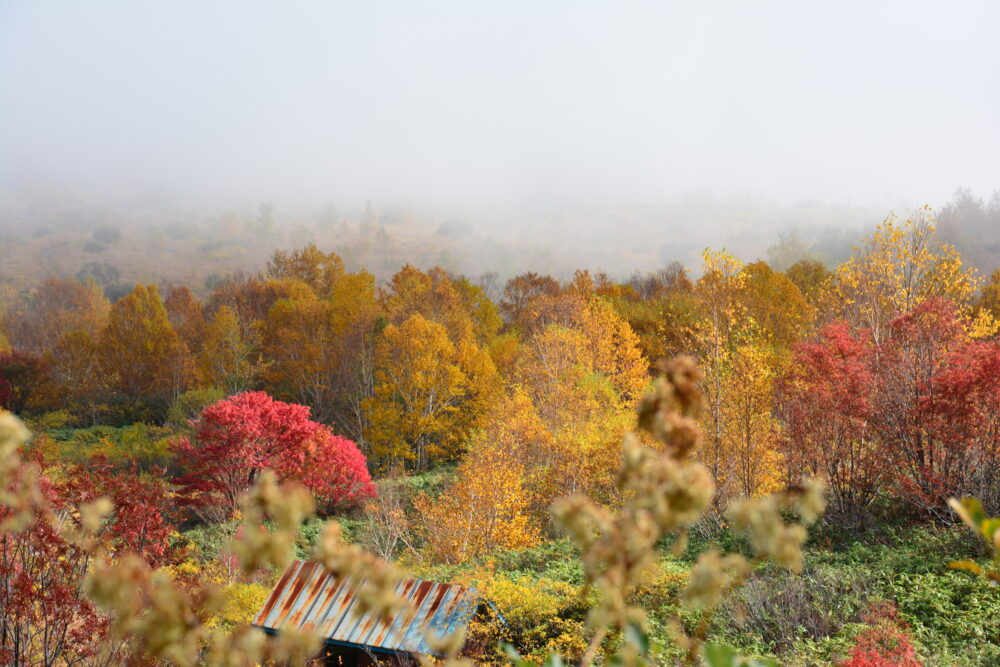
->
[252,560,478,656]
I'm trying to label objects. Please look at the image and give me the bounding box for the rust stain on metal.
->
[253,560,477,656]
[253,560,297,626]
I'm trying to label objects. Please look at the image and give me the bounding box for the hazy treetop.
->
[1,1,997,214]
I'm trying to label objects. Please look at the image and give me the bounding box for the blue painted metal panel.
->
[252,559,478,656]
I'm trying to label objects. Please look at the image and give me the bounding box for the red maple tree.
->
[777,322,884,521]
[871,299,988,517]
[921,338,1000,513]
[60,458,179,567]
[173,391,374,521]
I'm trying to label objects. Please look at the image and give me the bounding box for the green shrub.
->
[45,422,175,468]
[167,387,224,429]
[489,540,583,585]
[886,571,1000,653]
[183,520,239,562]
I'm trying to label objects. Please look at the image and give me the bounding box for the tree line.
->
[1,209,999,542]
[2,208,1000,664]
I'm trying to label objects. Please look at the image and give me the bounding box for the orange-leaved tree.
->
[1,277,109,357]
[415,398,542,563]
[164,285,207,358]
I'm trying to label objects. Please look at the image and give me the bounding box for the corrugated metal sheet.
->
[252,560,478,656]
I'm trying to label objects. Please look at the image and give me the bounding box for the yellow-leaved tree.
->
[414,387,557,564]
[325,270,383,449]
[578,297,650,406]
[512,295,649,504]
[199,305,264,395]
[690,252,801,502]
[261,291,341,421]
[364,313,498,470]
[836,208,993,343]
[740,261,815,347]
[785,258,838,322]
[415,439,540,564]
[692,250,753,500]
[720,344,783,498]
[99,285,190,405]
[266,243,346,299]
[382,265,500,346]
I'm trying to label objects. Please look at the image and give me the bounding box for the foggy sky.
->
[1,1,998,214]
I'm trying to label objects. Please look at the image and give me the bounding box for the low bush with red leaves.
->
[839,601,921,667]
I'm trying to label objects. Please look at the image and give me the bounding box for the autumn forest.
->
[4,2,1000,664]
[1,204,999,665]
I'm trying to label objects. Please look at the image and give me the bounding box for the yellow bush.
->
[629,560,690,613]
[468,572,589,665]
[209,582,271,630]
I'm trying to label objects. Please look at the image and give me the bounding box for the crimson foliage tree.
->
[0,454,175,664]
[777,322,883,522]
[923,337,1000,513]
[783,299,1000,522]
[0,506,107,665]
[61,458,178,567]
[173,391,374,521]
[871,298,971,518]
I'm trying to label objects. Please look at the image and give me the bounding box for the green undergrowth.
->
[401,522,998,665]
[172,467,999,666]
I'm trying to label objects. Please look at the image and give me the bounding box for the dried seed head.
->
[0,411,30,451]
[682,550,749,609]
[728,497,809,573]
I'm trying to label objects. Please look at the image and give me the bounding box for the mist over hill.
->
[3,1,999,292]
[4,184,998,300]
